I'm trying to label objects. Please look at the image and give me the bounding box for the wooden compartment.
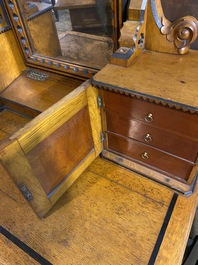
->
[0,31,102,217]
[105,107,198,162]
[103,90,198,140]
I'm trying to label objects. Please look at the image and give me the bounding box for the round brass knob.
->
[144,113,153,123]
[141,152,149,159]
[144,133,152,142]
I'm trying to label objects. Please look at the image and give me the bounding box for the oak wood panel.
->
[93,50,198,110]
[0,139,53,217]
[107,132,194,181]
[0,83,101,216]
[0,158,173,265]
[0,30,26,93]
[0,234,39,265]
[105,109,198,162]
[27,3,61,57]
[155,183,198,265]
[10,82,88,153]
[26,106,94,195]
[0,158,197,264]
[103,90,198,140]
[0,109,31,142]
[1,69,82,112]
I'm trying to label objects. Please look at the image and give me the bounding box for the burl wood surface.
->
[0,157,197,265]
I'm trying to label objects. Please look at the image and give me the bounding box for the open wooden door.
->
[0,81,102,217]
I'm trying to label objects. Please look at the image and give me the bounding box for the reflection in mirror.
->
[0,0,10,31]
[19,0,118,71]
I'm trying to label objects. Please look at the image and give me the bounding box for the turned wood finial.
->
[161,16,198,54]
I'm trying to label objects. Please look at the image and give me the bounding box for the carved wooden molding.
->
[161,16,198,54]
[92,80,198,114]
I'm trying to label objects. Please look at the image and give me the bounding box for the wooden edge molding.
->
[92,80,198,114]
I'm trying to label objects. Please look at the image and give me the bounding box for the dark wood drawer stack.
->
[102,90,198,185]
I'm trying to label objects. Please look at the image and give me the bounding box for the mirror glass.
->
[0,0,10,30]
[8,0,121,76]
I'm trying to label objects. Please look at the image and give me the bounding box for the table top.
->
[93,50,198,112]
[0,157,197,264]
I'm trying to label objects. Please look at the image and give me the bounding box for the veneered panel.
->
[26,106,94,195]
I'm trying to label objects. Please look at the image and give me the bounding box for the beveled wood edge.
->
[101,150,197,195]
[155,182,198,265]
[86,86,103,156]
[92,80,198,114]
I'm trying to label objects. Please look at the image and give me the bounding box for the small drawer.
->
[104,90,198,140]
[106,110,198,162]
[107,132,194,181]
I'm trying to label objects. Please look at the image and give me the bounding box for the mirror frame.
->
[4,0,122,79]
[0,0,11,32]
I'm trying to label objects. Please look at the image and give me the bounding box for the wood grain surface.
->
[93,50,198,110]
[0,157,197,264]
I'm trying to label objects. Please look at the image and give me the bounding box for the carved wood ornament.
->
[161,16,198,55]
[111,0,198,67]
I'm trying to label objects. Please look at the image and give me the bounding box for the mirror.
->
[4,0,122,78]
[0,0,10,31]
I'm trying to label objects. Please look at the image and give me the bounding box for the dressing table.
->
[0,0,197,264]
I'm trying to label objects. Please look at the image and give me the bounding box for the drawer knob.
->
[144,133,152,142]
[145,113,153,122]
[141,152,149,159]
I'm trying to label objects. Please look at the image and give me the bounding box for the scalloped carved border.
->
[92,81,198,114]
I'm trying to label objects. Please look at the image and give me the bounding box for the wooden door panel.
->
[0,83,102,217]
[26,106,94,195]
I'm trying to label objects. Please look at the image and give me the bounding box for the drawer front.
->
[107,132,193,181]
[104,90,198,140]
[106,110,198,162]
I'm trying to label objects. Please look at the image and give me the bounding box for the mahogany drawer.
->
[105,110,198,162]
[103,90,198,140]
[107,132,194,181]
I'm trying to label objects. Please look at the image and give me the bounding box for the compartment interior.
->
[0,68,83,144]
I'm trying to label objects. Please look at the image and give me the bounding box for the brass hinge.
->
[97,96,103,108]
[18,183,33,201]
[100,132,105,142]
